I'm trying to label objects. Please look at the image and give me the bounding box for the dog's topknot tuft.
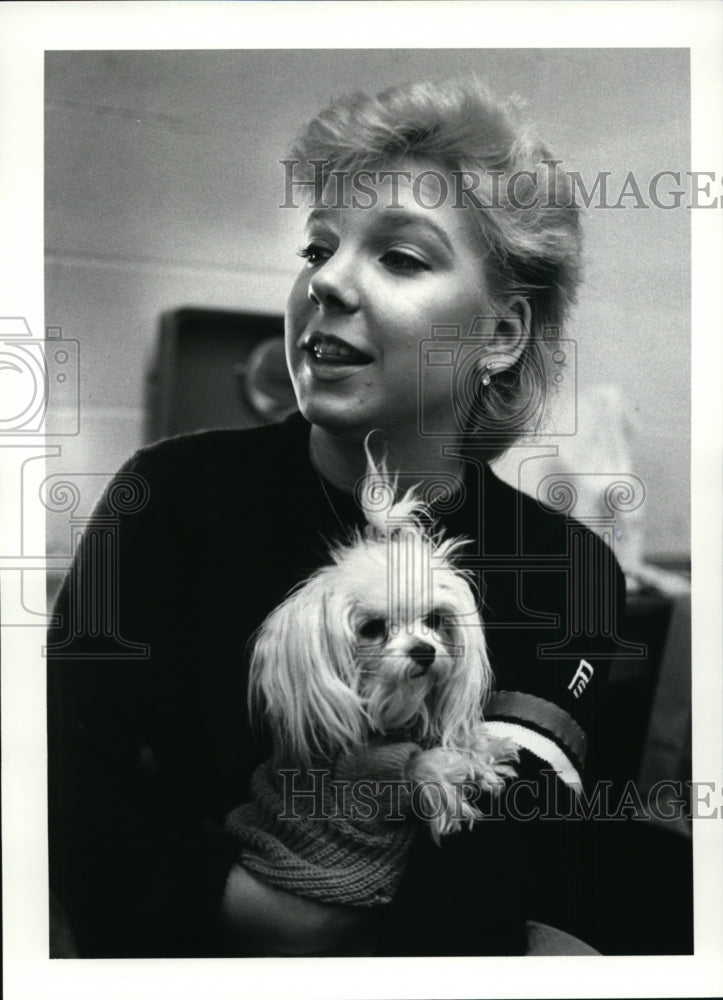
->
[356,434,429,537]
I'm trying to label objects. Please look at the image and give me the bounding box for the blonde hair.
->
[290,76,584,456]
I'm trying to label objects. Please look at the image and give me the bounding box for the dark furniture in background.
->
[144,307,296,443]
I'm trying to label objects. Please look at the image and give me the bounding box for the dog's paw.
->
[437,794,485,841]
[407,747,486,843]
[406,737,519,841]
[468,733,519,795]
[406,745,474,788]
[415,778,482,843]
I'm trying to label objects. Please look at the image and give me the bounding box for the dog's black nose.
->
[409,640,436,672]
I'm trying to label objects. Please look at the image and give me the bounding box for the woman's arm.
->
[376,522,626,956]
[484,525,627,943]
[219,864,377,956]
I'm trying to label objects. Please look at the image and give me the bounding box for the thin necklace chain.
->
[315,467,347,530]
[311,439,467,529]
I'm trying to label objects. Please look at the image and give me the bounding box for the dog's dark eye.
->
[359,618,387,641]
[425,612,445,633]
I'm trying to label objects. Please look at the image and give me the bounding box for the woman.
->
[47,77,625,958]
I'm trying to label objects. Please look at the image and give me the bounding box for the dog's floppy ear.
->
[249,570,367,765]
[431,582,494,748]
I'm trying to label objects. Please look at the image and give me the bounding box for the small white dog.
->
[225,463,519,951]
[245,464,517,844]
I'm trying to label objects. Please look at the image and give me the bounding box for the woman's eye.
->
[381,249,429,274]
[358,618,387,641]
[297,242,332,266]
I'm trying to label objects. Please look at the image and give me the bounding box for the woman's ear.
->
[485,295,532,371]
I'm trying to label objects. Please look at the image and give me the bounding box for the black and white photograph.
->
[1,3,722,999]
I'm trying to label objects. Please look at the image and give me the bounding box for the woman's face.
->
[285,161,495,442]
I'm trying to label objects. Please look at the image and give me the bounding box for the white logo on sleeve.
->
[568,659,594,698]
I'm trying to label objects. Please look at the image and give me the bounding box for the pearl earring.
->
[481,362,497,388]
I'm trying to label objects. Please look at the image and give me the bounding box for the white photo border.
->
[1,2,721,998]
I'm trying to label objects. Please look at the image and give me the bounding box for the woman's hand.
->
[219,863,378,956]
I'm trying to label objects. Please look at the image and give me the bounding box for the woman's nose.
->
[307,255,360,313]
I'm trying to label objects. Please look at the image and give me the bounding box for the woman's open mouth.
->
[303,333,373,368]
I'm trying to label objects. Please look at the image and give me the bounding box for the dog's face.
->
[250,524,492,764]
[339,531,484,734]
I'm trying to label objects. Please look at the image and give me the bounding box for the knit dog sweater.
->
[225,741,419,908]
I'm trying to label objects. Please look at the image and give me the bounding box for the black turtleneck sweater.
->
[47,413,625,957]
